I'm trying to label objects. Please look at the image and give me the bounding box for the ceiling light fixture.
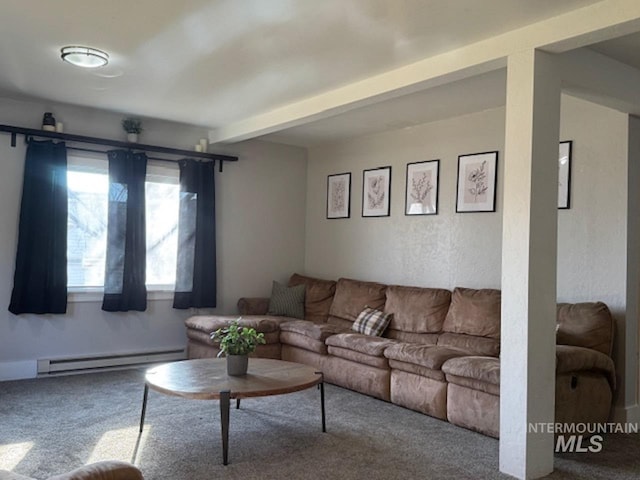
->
[60,46,109,68]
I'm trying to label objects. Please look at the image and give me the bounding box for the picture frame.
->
[362,166,391,217]
[405,160,439,215]
[558,141,572,209]
[456,151,498,213]
[326,172,351,219]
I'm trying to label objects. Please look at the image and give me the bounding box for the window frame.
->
[66,154,180,301]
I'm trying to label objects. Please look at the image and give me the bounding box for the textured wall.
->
[305,95,632,407]
[0,97,307,380]
[305,107,506,288]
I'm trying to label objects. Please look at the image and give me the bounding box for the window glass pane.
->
[145,181,179,287]
[67,170,108,288]
[67,157,179,291]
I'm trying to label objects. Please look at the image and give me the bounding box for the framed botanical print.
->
[456,151,498,213]
[326,172,351,219]
[405,160,439,215]
[362,166,391,217]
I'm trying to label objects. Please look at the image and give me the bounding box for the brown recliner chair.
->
[0,461,143,480]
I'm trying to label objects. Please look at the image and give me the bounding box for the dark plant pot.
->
[226,354,248,376]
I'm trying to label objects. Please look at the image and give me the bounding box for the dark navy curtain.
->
[102,150,147,312]
[173,159,216,309]
[9,140,68,314]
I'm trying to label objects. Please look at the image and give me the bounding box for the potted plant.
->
[211,318,265,376]
[121,117,143,142]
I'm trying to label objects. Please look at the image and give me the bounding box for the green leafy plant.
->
[121,117,143,134]
[210,318,265,357]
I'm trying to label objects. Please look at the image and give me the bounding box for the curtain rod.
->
[66,145,184,164]
[0,123,238,172]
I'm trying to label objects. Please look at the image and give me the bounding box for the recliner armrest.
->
[556,344,616,390]
[237,297,270,315]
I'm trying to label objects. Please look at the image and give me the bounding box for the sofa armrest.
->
[237,297,270,315]
[47,461,143,480]
[556,345,616,390]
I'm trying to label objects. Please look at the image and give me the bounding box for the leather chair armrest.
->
[47,461,143,480]
[237,297,270,315]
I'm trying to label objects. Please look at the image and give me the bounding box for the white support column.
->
[625,115,640,423]
[500,49,561,479]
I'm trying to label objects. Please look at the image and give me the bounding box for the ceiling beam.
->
[209,0,640,144]
[559,48,640,115]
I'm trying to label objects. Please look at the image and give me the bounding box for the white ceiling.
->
[0,0,638,148]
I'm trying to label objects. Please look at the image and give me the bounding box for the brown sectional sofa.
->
[184,273,616,438]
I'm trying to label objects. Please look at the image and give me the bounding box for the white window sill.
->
[68,288,175,303]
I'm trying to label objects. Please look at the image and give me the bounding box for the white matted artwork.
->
[558,141,572,209]
[326,172,351,219]
[362,166,391,217]
[405,160,439,215]
[456,151,498,213]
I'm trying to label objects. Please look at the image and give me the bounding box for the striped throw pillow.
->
[268,281,305,319]
[352,307,392,336]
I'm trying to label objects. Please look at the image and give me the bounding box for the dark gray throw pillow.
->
[268,281,305,319]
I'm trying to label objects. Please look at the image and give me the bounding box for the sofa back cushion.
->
[557,302,614,356]
[442,287,501,339]
[328,278,387,328]
[384,285,451,333]
[288,273,336,323]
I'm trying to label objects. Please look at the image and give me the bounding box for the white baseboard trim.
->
[0,360,37,381]
[612,404,640,423]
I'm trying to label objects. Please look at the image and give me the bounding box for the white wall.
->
[304,95,633,409]
[0,97,307,380]
[305,107,505,288]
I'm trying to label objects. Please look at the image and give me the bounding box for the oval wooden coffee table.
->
[139,358,326,465]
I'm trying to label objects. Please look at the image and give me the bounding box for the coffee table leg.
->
[220,390,231,465]
[139,384,149,433]
[236,398,241,409]
[316,372,326,433]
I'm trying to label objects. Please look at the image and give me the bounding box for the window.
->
[67,154,180,291]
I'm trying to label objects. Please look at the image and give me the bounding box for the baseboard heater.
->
[37,348,186,376]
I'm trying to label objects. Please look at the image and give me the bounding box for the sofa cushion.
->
[185,315,281,334]
[442,356,501,395]
[556,345,616,389]
[384,285,451,333]
[352,307,392,336]
[327,346,390,369]
[442,356,501,387]
[288,273,336,323]
[237,297,270,315]
[442,287,501,339]
[326,333,396,357]
[387,359,445,382]
[384,344,470,371]
[280,331,329,355]
[268,281,305,319]
[328,278,387,325]
[436,332,500,357]
[557,302,614,356]
[187,327,280,347]
[279,320,345,342]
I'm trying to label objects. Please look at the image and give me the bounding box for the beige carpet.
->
[0,369,638,479]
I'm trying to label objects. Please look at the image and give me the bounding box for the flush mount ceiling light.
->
[60,46,109,68]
